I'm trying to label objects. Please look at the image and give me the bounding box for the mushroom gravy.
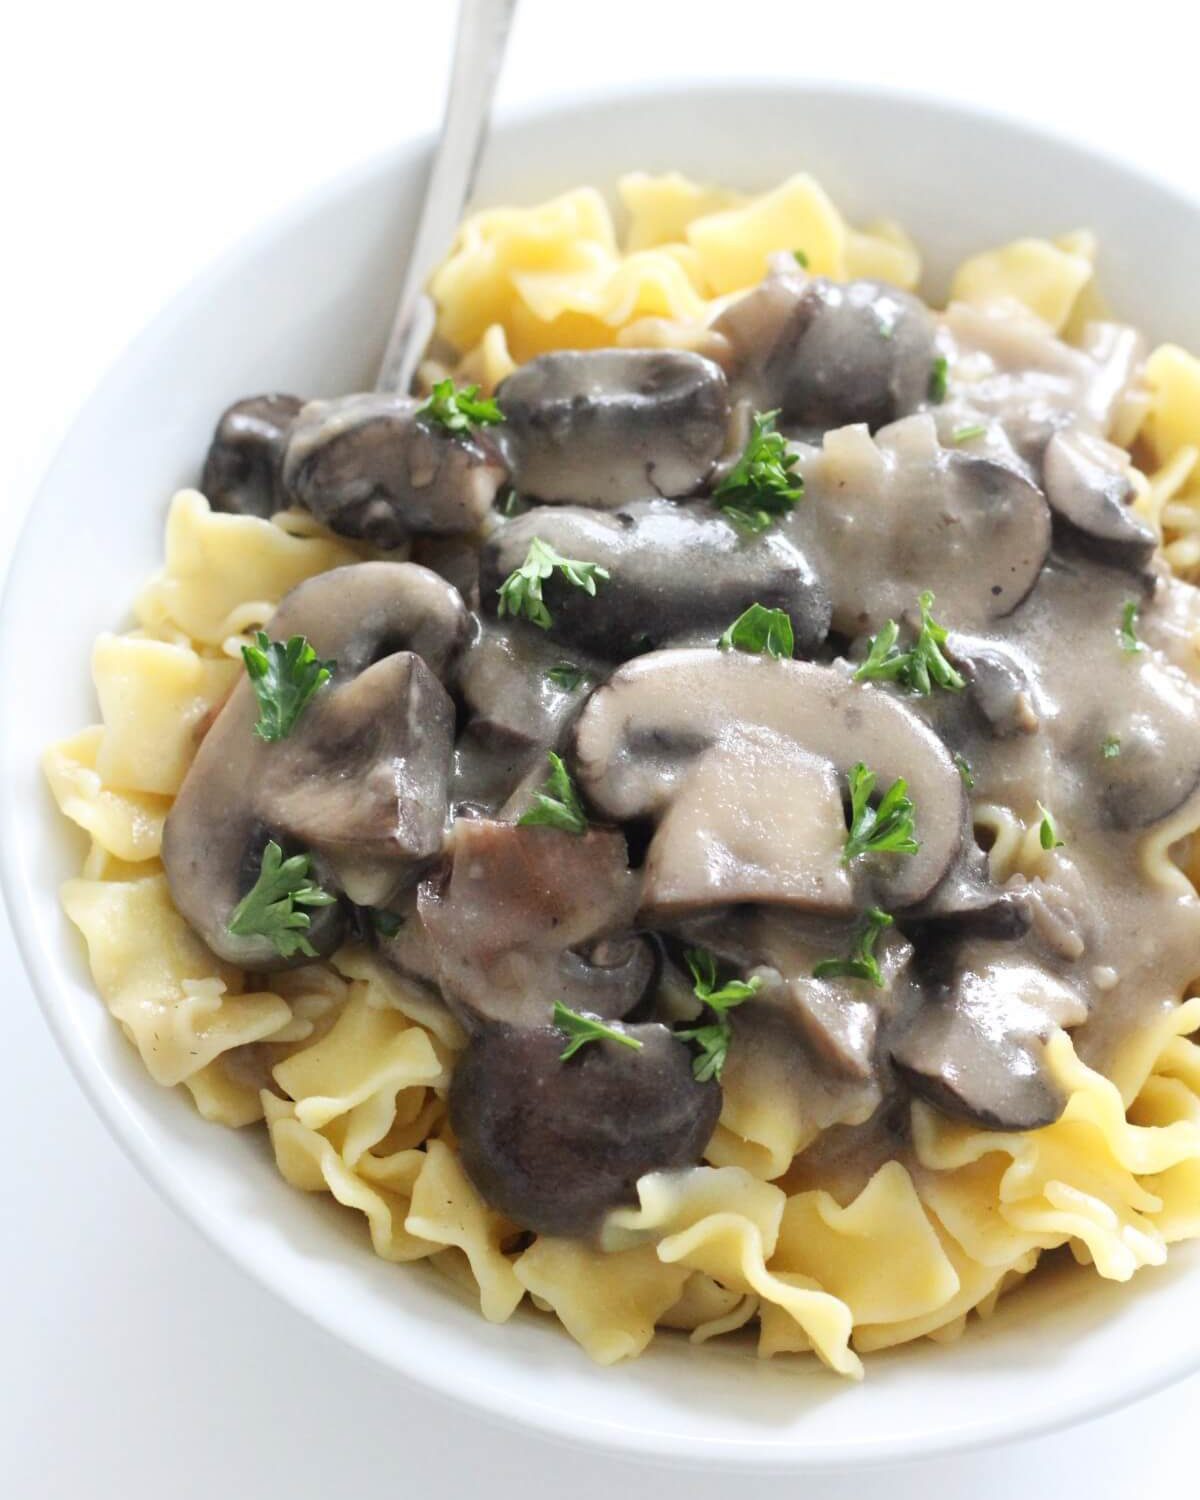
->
[167,254,1200,1241]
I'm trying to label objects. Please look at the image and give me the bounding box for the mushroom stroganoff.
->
[47,172,1200,1377]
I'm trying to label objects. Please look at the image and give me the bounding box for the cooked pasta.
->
[46,170,1200,1378]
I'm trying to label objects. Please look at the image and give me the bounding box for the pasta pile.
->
[45,173,1200,1377]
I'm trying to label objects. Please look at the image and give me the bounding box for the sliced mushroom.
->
[281,393,508,548]
[478,498,831,660]
[715,274,936,431]
[1078,656,1200,828]
[162,562,468,967]
[572,649,966,918]
[789,416,1052,634]
[901,842,1033,940]
[943,632,1044,739]
[449,1021,720,1237]
[202,394,303,517]
[890,939,1087,1130]
[456,615,600,751]
[496,349,729,506]
[1042,428,1156,573]
[417,819,655,1029]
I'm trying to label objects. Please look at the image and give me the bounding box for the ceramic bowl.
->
[4,81,1200,1471]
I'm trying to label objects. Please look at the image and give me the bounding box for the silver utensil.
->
[375,0,519,395]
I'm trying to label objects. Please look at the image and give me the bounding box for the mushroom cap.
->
[449,1021,720,1237]
[496,348,729,507]
[281,392,507,547]
[162,562,467,967]
[716,274,936,431]
[790,416,1052,635]
[1042,428,1156,574]
[478,498,831,661]
[417,819,652,1029]
[572,649,966,918]
[890,941,1087,1130]
[201,394,303,518]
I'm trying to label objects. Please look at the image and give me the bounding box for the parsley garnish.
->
[717,603,795,659]
[954,752,975,789]
[951,423,987,444]
[713,409,804,533]
[419,378,503,434]
[1101,735,1121,760]
[517,751,587,835]
[793,248,809,268]
[813,908,894,988]
[853,592,965,696]
[496,537,610,630]
[1119,600,1142,654]
[497,485,524,517]
[676,947,762,1083]
[371,909,404,939]
[553,1000,643,1060]
[928,356,949,404]
[1037,802,1065,850]
[226,841,336,958]
[241,632,334,743]
[546,663,585,691]
[842,763,919,863]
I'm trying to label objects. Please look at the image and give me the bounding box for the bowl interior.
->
[4,81,1200,1470]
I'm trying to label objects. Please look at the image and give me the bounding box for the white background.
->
[2,2,1198,1495]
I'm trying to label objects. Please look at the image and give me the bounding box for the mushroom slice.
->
[162,562,467,967]
[890,941,1087,1130]
[901,843,1033,941]
[943,632,1044,739]
[417,819,653,1029]
[572,649,966,918]
[201,394,303,518]
[281,392,508,547]
[715,273,936,430]
[449,1022,720,1237]
[496,348,729,506]
[456,615,599,751]
[478,499,830,661]
[1042,428,1155,573]
[790,416,1052,635]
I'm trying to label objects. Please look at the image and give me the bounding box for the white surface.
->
[2,2,1199,1494]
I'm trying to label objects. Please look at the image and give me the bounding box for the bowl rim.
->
[5,75,1200,1471]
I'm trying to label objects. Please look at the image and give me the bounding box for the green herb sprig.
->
[1037,802,1065,851]
[717,603,795,659]
[676,947,762,1083]
[226,841,336,958]
[951,423,987,444]
[546,663,585,691]
[496,537,610,630]
[1101,735,1121,760]
[853,592,965,697]
[792,248,809,268]
[419,378,503,434]
[842,763,919,863]
[954,752,975,789]
[241,632,335,742]
[518,751,587,835]
[928,356,949,404]
[813,908,894,988]
[713,409,804,533]
[1119,600,1142,654]
[554,1000,643,1060]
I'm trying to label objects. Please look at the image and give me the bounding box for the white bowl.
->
[4,81,1200,1472]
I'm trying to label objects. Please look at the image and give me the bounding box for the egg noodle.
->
[44,173,1200,1377]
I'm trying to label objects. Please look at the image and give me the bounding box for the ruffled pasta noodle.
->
[46,171,1200,1377]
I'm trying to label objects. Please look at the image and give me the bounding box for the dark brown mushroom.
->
[496,348,729,506]
[416,819,655,1029]
[1042,428,1156,574]
[478,498,831,661]
[281,393,508,548]
[572,649,966,919]
[202,394,303,517]
[449,1021,719,1237]
[715,274,937,431]
[162,562,468,967]
[890,940,1087,1130]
